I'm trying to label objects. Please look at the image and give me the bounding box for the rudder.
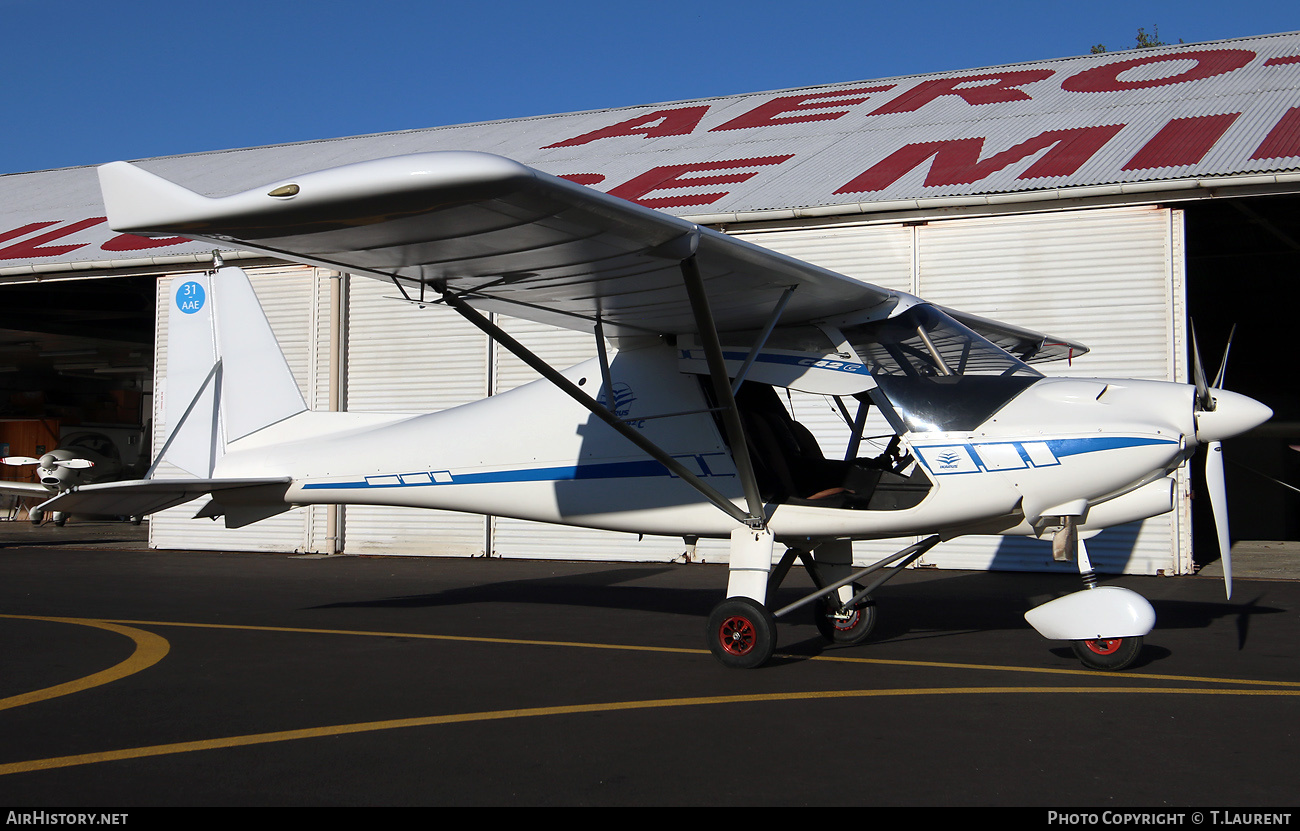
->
[157,266,306,477]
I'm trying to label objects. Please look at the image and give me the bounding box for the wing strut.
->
[436,284,754,526]
[679,255,767,528]
[731,284,797,396]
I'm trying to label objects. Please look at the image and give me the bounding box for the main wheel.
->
[814,583,877,645]
[1071,635,1143,671]
[707,597,777,669]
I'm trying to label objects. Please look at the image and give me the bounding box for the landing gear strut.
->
[705,536,940,669]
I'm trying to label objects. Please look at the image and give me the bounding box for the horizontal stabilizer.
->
[37,477,292,518]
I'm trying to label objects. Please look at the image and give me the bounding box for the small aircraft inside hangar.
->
[0,276,155,521]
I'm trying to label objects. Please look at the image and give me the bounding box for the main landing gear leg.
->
[707,527,777,669]
[771,535,941,650]
[808,539,877,645]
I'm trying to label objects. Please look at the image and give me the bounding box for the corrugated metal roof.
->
[3,30,1300,272]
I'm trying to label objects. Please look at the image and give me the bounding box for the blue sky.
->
[2,0,1298,174]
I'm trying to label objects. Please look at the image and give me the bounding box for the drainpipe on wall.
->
[325,270,346,555]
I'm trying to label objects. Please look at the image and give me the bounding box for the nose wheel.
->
[1071,636,1143,671]
[707,597,777,669]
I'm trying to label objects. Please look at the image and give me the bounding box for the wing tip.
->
[97,161,213,233]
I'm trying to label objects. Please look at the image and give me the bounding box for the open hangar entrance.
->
[0,272,157,518]
[1184,192,1300,562]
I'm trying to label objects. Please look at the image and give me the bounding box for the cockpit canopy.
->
[846,305,1041,433]
[844,304,1042,380]
[684,304,1048,434]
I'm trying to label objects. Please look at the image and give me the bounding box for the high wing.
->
[99,152,1085,362]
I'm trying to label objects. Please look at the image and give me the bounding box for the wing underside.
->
[0,481,51,499]
[98,151,1086,360]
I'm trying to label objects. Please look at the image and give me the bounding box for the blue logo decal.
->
[597,383,636,416]
[176,281,206,314]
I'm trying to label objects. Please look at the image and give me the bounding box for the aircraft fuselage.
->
[213,344,1210,545]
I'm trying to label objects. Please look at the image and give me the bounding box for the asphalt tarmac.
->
[0,522,1297,807]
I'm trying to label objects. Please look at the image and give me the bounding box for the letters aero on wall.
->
[1,31,1296,570]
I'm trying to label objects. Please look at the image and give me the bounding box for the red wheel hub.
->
[718,615,757,656]
[830,609,861,632]
[1083,638,1123,655]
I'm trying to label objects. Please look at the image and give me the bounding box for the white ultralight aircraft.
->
[2,431,128,525]
[39,152,1273,670]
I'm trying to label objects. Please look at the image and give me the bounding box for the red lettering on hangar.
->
[1062,49,1255,92]
[607,156,795,209]
[1123,113,1242,170]
[537,47,1295,204]
[0,217,191,259]
[868,70,1055,115]
[0,218,107,259]
[542,106,710,149]
[836,125,1124,194]
[709,86,896,132]
[539,49,1268,155]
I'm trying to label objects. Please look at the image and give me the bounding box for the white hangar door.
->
[149,266,334,553]
[731,206,1189,576]
[336,275,491,556]
[912,206,1189,575]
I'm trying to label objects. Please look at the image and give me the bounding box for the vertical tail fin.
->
[156,266,306,477]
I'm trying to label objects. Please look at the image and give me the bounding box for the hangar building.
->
[1,31,1297,574]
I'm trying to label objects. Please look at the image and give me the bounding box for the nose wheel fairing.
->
[1023,586,1156,641]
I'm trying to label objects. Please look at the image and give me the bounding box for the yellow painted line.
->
[799,652,1300,687]
[0,616,170,712]
[2,684,1297,777]
[93,616,1300,688]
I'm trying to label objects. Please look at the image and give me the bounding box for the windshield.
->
[843,304,1041,432]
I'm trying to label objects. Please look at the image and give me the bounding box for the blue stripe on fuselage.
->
[302,458,675,491]
[918,435,1177,476]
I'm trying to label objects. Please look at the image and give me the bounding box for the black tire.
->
[707,597,777,669]
[814,584,877,645]
[1071,636,1143,671]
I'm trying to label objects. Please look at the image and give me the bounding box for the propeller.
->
[1,455,94,469]
[53,458,95,469]
[1192,325,1237,600]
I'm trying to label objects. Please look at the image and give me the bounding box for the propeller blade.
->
[1,456,40,466]
[53,459,94,469]
[1205,440,1232,599]
[1190,327,1213,412]
[1212,324,1236,389]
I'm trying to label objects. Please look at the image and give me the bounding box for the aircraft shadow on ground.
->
[308,564,1285,651]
